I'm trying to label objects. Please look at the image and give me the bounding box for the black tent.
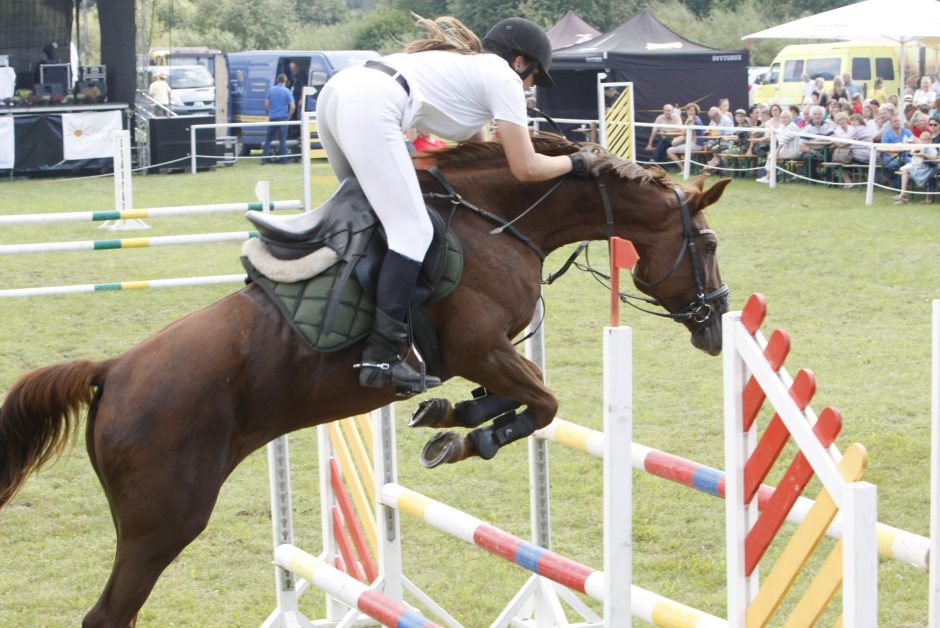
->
[539,10,749,152]
[546,11,601,50]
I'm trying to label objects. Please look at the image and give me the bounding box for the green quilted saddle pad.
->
[242,231,462,352]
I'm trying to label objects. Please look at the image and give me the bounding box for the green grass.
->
[0,164,938,626]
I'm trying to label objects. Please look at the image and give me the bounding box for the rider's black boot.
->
[357,251,441,394]
[358,309,441,393]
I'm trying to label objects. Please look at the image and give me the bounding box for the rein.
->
[423,166,547,261]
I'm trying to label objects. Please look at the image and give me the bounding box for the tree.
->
[295,0,348,25]
[353,9,416,52]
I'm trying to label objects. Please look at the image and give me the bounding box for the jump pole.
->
[930,299,940,625]
[0,200,302,226]
[274,544,441,628]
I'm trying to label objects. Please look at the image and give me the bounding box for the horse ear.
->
[690,173,709,190]
[698,177,732,211]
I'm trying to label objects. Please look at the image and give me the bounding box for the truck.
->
[225,50,379,155]
[752,41,939,107]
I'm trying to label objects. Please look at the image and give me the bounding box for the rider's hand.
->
[569,147,604,177]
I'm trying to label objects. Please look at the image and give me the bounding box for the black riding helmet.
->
[483,18,554,88]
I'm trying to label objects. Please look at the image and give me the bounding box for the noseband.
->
[629,188,730,326]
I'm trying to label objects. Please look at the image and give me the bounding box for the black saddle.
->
[246,177,454,309]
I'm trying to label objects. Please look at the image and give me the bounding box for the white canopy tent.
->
[743,0,940,91]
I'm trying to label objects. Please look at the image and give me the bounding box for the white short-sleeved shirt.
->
[381,51,528,141]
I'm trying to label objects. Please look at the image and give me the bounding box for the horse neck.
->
[448,169,663,257]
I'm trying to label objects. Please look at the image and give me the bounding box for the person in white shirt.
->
[148,72,172,116]
[912,76,937,107]
[316,16,601,392]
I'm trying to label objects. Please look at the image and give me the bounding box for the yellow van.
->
[752,41,938,107]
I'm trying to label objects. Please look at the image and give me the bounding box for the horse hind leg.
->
[82,477,221,628]
[82,406,228,627]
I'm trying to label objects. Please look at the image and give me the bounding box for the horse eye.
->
[705,242,717,255]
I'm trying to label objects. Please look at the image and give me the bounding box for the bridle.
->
[629,188,730,326]
[546,178,729,329]
[421,154,729,329]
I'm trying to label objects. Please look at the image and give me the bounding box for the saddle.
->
[242,177,463,377]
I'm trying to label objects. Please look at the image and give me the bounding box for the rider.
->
[315,16,601,393]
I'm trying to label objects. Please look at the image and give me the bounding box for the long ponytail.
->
[404,15,482,55]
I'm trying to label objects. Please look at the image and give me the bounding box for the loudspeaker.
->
[149,115,217,170]
[80,65,107,98]
[39,63,70,91]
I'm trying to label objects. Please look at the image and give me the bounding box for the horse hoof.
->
[409,398,453,428]
[420,432,465,468]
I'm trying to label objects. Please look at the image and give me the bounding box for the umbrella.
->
[743,0,940,91]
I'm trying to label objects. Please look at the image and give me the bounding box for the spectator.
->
[913,76,937,107]
[801,73,816,104]
[703,106,734,170]
[261,73,295,164]
[862,103,880,133]
[746,104,762,128]
[717,98,733,124]
[789,104,804,127]
[666,103,704,165]
[850,92,864,114]
[902,98,916,126]
[843,72,864,100]
[880,112,914,185]
[756,110,802,183]
[871,77,888,105]
[812,77,830,107]
[645,103,683,165]
[928,117,940,143]
[845,113,876,184]
[798,102,813,127]
[831,75,848,102]
[801,105,835,141]
[829,112,855,169]
[873,102,895,141]
[148,71,172,117]
[910,110,931,136]
[894,129,937,203]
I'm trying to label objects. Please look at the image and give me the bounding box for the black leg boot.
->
[358,309,441,393]
[356,251,441,394]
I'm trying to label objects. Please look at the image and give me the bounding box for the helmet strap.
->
[514,56,537,82]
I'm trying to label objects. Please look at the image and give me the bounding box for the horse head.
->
[622,171,730,355]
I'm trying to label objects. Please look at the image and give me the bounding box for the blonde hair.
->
[405,15,482,54]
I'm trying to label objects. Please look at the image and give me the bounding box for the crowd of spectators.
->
[642,71,940,202]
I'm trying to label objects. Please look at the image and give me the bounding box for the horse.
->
[0,136,730,627]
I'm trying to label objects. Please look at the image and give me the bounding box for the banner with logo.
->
[0,116,13,169]
[62,110,122,160]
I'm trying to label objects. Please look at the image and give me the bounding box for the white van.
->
[752,41,938,107]
[148,65,216,115]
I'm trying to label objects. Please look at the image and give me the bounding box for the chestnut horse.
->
[0,137,729,626]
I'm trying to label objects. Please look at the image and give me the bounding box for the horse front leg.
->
[417,343,557,468]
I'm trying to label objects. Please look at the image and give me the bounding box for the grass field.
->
[0,159,938,627]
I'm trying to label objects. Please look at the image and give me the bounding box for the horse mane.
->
[420,133,673,189]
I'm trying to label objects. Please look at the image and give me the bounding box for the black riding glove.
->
[569,147,603,177]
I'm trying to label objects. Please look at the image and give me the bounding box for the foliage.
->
[136,0,861,66]
[351,8,417,53]
[294,0,349,25]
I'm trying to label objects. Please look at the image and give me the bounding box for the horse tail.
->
[0,360,106,508]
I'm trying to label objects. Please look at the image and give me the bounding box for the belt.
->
[364,60,410,95]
